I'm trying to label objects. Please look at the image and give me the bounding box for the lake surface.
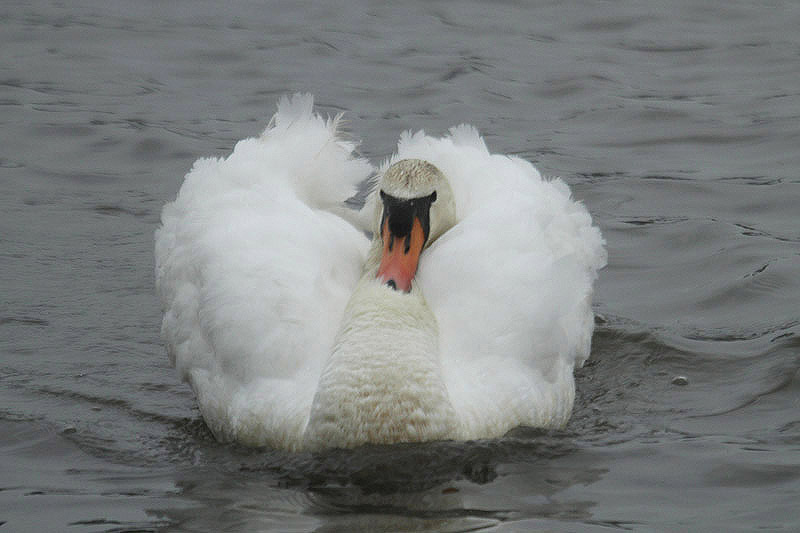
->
[2,0,799,531]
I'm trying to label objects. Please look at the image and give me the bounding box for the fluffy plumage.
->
[155,94,606,450]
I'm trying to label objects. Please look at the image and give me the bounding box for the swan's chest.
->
[302,282,458,449]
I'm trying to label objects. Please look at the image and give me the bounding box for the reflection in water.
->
[152,434,604,532]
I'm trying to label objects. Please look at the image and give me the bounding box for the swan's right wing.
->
[155,95,372,448]
[385,126,606,437]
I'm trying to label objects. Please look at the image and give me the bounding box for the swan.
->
[155,94,606,451]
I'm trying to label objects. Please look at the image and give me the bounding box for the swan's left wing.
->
[384,126,606,437]
[155,95,372,448]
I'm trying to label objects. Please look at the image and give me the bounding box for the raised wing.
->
[386,125,606,436]
[155,94,372,448]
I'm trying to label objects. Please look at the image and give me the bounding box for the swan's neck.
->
[303,242,458,449]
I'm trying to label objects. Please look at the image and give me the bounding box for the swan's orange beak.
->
[377,216,426,293]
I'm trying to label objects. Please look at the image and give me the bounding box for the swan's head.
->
[374,159,456,292]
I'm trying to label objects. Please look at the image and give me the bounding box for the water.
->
[2,0,799,530]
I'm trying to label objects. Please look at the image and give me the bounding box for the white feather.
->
[156,94,371,448]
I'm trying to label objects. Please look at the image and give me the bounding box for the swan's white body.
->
[155,94,606,451]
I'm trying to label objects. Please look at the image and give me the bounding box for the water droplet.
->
[671,376,689,386]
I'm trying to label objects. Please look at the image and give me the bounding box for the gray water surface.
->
[2,1,799,531]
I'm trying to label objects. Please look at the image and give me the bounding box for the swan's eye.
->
[430,191,437,203]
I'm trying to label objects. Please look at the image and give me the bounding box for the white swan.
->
[155,94,606,451]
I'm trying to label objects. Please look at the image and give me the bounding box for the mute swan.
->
[155,94,606,451]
